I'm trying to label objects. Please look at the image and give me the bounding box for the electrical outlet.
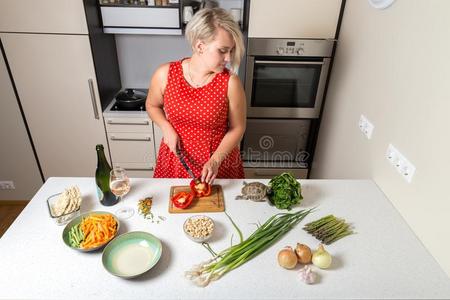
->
[0,181,15,190]
[385,144,416,183]
[359,115,374,139]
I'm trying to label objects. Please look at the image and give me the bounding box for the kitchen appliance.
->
[110,88,147,111]
[241,38,334,178]
[245,38,334,119]
[241,118,315,170]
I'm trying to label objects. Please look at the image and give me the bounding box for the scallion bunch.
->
[185,209,313,287]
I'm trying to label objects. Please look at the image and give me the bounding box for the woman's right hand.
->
[162,124,180,154]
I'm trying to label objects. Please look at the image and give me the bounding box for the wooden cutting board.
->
[168,185,225,213]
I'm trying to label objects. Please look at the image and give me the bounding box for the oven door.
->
[241,119,311,169]
[245,57,330,118]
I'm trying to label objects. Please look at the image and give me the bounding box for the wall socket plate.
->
[0,181,15,190]
[359,115,374,139]
[386,144,416,183]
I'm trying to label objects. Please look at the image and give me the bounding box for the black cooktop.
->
[110,101,146,111]
[110,88,148,111]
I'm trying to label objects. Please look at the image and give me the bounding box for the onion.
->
[312,244,332,269]
[295,243,312,264]
[277,246,298,269]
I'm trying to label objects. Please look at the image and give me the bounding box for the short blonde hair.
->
[185,8,245,74]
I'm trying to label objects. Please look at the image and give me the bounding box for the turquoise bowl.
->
[102,231,162,278]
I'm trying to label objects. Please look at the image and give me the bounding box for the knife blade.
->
[176,147,197,181]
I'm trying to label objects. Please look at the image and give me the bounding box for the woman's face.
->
[199,27,235,73]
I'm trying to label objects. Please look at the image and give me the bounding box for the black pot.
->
[115,89,146,109]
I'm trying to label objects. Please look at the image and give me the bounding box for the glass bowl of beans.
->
[183,215,215,243]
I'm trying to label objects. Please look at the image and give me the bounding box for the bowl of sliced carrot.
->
[62,211,120,252]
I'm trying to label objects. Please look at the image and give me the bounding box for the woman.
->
[146,8,246,184]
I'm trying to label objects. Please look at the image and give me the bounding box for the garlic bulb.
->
[298,265,316,284]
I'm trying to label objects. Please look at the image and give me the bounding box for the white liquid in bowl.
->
[113,243,154,276]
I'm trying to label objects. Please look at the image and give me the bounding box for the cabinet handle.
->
[255,60,324,65]
[110,136,151,141]
[88,79,99,120]
[123,167,154,171]
[107,120,150,125]
[254,171,279,176]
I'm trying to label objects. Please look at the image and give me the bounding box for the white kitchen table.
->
[1,178,449,300]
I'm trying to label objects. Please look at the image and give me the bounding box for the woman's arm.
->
[146,63,179,153]
[201,74,247,183]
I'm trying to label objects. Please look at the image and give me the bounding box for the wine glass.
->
[109,167,134,219]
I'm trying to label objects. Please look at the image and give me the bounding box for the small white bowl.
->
[183,215,215,243]
[46,193,81,225]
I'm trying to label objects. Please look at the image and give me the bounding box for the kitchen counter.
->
[1,178,449,299]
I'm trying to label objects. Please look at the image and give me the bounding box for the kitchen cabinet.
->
[0,45,43,200]
[0,1,121,179]
[100,5,182,35]
[0,0,88,34]
[0,33,109,178]
[248,0,342,39]
[153,123,163,157]
[104,116,156,177]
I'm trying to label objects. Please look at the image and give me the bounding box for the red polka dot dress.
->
[153,59,245,179]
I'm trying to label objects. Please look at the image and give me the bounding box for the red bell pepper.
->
[190,180,212,197]
[171,192,194,209]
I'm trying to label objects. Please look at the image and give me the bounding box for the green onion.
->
[185,209,314,287]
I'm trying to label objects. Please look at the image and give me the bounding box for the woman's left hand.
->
[201,158,220,184]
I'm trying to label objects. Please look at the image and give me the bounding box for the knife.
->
[176,146,198,182]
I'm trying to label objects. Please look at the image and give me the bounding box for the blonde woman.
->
[146,8,246,184]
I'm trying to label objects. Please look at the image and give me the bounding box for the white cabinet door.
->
[153,123,163,161]
[0,0,88,34]
[0,45,43,200]
[1,33,108,179]
[249,0,342,39]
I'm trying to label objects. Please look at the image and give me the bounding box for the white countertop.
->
[1,178,449,299]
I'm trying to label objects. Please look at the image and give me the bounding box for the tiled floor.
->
[0,201,27,238]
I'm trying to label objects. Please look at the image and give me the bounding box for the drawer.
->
[244,168,308,179]
[108,132,155,164]
[100,7,180,28]
[153,123,164,155]
[112,162,154,178]
[105,117,152,133]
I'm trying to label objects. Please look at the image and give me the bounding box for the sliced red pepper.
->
[171,192,194,209]
[190,180,212,197]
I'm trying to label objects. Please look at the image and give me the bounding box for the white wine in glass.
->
[110,167,134,219]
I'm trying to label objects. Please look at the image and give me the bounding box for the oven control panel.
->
[276,47,305,55]
[247,38,334,57]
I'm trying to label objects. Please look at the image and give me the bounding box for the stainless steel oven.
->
[245,38,334,119]
[242,118,312,167]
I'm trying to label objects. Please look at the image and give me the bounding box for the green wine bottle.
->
[95,144,119,206]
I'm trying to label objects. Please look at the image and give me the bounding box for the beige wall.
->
[312,0,450,276]
[0,47,42,200]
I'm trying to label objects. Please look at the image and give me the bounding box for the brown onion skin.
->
[278,246,298,269]
[295,243,312,264]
